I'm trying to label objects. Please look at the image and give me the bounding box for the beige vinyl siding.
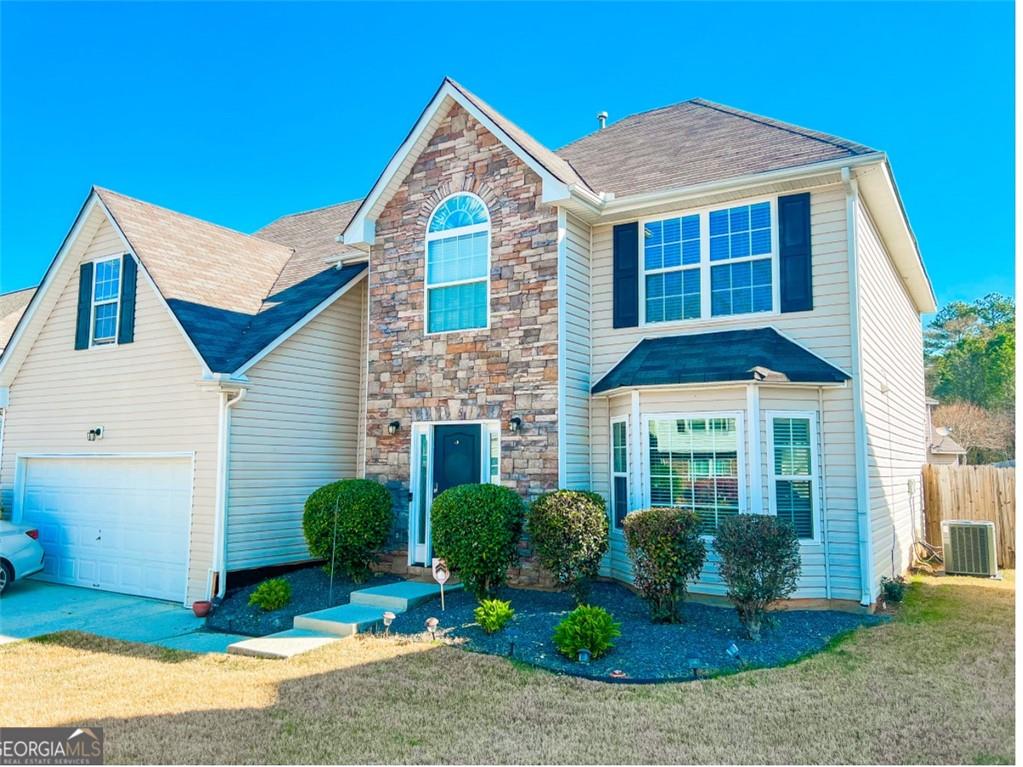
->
[226,281,366,571]
[589,182,862,601]
[559,211,591,489]
[856,199,926,592]
[0,214,219,604]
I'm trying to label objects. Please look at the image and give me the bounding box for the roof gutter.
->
[591,379,849,398]
[597,153,886,220]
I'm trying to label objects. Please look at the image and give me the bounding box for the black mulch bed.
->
[389,581,887,683]
[206,566,401,637]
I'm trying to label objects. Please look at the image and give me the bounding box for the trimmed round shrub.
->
[552,604,621,660]
[303,479,392,583]
[528,490,609,604]
[431,483,525,600]
[248,577,292,612]
[714,514,801,640]
[623,507,706,623]
[474,598,515,634]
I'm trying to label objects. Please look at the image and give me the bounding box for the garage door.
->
[18,456,192,602]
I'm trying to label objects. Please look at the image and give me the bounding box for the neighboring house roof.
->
[0,287,35,353]
[557,99,877,198]
[929,426,967,455]
[591,328,850,394]
[96,187,366,373]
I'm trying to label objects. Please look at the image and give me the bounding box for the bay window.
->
[646,414,743,535]
[768,413,819,540]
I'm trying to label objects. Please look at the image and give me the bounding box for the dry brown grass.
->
[0,573,1014,764]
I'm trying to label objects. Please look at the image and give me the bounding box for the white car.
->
[0,520,45,594]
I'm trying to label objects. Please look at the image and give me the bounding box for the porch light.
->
[508,416,523,433]
[388,420,400,436]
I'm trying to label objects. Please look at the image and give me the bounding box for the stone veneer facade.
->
[364,102,560,582]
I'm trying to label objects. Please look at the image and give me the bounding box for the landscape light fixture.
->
[425,616,439,639]
[382,611,396,634]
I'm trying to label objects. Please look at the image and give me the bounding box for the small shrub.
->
[552,605,621,660]
[881,575,908,604]
[714,514,801,640]
[303,479,393,583]
[248,577,292,612]
[623,507,706,623]
[474,599,515,634]
[527,490,609,604]
[431,483,525,600]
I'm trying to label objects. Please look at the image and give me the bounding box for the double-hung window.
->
[425,194,490,334]
[646,414,743,535]
[769,413,819,540]
[643,215,700,322]
[710,202,773,316]
[91,257,121,345]
[610,417,629,528]
[642,199,776,324]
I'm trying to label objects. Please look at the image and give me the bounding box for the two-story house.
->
[0,78,934,609]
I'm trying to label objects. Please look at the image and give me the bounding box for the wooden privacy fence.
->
[922,463,1016,568]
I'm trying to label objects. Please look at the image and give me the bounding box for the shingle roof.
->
[591,328,850,394]
[0,287,34,352]
[557,98,878,197]
[930,427,967,455]
[96,188,366,373]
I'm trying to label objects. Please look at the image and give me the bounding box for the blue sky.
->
[1,2,1014,310]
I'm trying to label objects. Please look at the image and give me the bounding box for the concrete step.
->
[227,629,342,659]
[349,580,464,612]
[292,603,389,636]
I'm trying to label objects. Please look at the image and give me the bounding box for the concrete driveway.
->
[0,580,248,652]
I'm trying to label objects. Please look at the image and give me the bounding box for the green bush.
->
[527,490,609,604]
[714,514,801,640]
[623,507,706,623]
[248,577,292,612]
[881,575,908,604]
[474,599,515,634]
[431,483,525,600]
[303,479,392,582]
[552,604,621,660]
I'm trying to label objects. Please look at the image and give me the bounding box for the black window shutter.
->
[612,222,639,328]
[117,254,137,344]
[779,192,813,313]
[74,262,94,350]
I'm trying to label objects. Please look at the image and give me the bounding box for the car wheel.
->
[0,561,12,594]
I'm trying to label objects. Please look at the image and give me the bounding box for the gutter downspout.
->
[843,167,875,607]
[817,386,832,601]
[212,381,246,600]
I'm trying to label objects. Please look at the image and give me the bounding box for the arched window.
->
[425,194,490,333]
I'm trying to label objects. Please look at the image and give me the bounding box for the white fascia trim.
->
[0,386,8,408]
[94,194,215,378]
[231,269,368,377]
[598,153,886,220]
[0,194,101,382]
[843,168,875,607]
[343,82,576,248]
[591,380,848,398]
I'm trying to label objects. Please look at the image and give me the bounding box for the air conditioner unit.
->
[941,520,998,577]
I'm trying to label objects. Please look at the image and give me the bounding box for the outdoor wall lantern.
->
[387,420,400,436]
[508,416,523,433]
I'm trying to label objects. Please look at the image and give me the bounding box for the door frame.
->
[12,451,196,605]
[408,420,500,566]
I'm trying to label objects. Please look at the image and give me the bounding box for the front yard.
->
[0,573,1013,764]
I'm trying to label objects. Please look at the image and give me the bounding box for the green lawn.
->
[0,572,1013,764]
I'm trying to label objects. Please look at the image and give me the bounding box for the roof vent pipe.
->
[597,111,608,130]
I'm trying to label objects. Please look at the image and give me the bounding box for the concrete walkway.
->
[0,580,247,653]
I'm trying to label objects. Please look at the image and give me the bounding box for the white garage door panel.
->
[20,457,192,602]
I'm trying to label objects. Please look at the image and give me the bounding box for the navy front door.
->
[433,424,481,497]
